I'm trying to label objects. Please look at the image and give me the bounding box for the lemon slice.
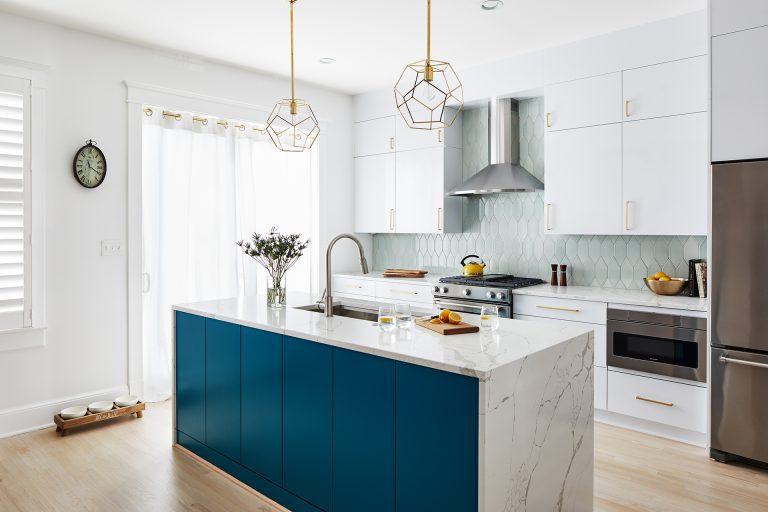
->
[480,315,491,320]
[379,316,393,324]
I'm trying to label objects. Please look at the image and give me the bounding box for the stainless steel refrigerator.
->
[711,160,768,465]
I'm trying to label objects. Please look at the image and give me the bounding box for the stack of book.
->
[688,259,708,298]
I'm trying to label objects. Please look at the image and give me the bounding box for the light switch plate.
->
[101,239,124,256]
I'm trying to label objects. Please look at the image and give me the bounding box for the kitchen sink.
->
[295,303,379,322]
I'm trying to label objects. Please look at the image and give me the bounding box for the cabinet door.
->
[712,26,768,161]
[175,311,206,443]
[241,327,282,485]
[205,319,241,462]
[283,336,332,511]
[544,124,622,234]
[395,110,462,151]
[712,0,768,36]
[395,147,444,234]
[333,349,395,512]
[623,56,708,121]
[396,362,478,512]
[354,117,396,157]
[544,72,622,131]
[354,154,396,233]
[623,113,708,235]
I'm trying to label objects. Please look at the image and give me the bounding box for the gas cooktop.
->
[439,274,544,289]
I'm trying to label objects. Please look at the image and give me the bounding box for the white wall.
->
[0,11,356,435]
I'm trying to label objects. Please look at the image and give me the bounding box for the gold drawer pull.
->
[625,99,631,118]
[635,395,674,407]
[546,112,552,128]
[536,305,580,313]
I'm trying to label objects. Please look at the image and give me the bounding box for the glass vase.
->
[267,274,287,308]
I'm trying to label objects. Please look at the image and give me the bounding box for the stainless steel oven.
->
[607,309,707,383]
[433,298,511,319]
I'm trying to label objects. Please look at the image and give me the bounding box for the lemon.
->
[380,316,394,324]
[448,312,462,325]
[429,318,443,324]
[646,276,658,281]
[654,271,668,279]
[439,309,452,323]
[658,276,671,282]
[480,315,491,320]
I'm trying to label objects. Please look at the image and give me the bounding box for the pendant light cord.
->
[290,0,296,102]
[426,0,431,65]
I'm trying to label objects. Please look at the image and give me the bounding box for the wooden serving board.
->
[415,318,479,335]
[53,402,145,436]
[382,269,428,278]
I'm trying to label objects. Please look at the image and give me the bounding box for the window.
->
[0,75,31,331]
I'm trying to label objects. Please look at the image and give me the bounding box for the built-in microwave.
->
[607,309,707,383]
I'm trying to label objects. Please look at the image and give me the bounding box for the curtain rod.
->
[142,107,266,133]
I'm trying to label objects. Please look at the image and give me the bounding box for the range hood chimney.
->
[448,98,544,196]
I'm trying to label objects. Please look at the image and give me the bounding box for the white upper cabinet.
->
[622,56,708,121]
[395,147,462,234]
[394,110,463,152]
[622,113,708,236]
[712,26,768,162]
[544,72,622,131]
[354,116,396,157]
[354,154,396,233]
[545,124,623,235]
[711,0,768,36]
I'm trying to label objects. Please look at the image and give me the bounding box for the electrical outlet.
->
[101,239,124,256]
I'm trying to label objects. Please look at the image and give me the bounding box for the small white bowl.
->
[88,401,114,413]
[60,406,87,419]
[114,395,139,407]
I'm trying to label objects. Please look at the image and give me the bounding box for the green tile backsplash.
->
[372,98,707,289]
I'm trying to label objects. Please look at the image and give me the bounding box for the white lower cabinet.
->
[374,281,433,306]
[331,275,376,299]
[607,370,707,433]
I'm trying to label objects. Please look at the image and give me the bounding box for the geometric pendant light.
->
[394,0,464,130]
[266,0,320,152]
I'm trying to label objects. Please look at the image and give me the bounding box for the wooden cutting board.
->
[382,269,428,278]
[415,318,479,335]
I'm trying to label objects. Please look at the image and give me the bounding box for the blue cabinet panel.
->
[396,361,479,512]
[175,311,206,442]
[242,327,283,485]
[283,336,333,511]
[205,318,242,462]
[333,348,395,512]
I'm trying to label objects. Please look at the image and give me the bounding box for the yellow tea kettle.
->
[461,255,486,277]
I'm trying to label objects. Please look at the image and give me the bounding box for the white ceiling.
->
[0,0,705,94]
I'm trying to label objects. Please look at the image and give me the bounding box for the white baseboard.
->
[596,408,708,447]
[0,385,129,438]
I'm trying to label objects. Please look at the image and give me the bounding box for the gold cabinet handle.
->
[545,112,552,128]
[389,137,395,150]
[624,201,631,231]
[389,209,395,231]
[545,203,552,231]
[635,395,674,407]
[625,99,630,118]
[437,129,443,143]
[536,305,580,313]
[437,208,443,230]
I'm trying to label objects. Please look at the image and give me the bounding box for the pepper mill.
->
[550,264,558,286]
[559,264,568,287]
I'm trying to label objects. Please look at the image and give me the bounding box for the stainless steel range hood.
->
[448,98,544,196]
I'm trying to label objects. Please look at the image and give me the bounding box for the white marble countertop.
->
[335,272,708,312]
[173,293,592,379]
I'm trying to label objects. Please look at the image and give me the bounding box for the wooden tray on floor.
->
[54,402,145,436]
[415,318,479,335]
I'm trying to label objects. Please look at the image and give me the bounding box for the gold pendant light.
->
[266,0,320,152]
[394,0,464,130]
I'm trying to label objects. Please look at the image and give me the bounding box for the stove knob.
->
[462,288,472,296]
[497,292,506,301]
[442,286,450,294]
[486,291,497,299]
[433,285,441,293]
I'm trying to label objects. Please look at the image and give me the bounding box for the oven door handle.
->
[433,300,486,314]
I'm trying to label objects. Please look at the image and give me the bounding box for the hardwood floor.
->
[1,400,767,511]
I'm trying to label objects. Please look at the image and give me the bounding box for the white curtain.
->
[141,111,316,402]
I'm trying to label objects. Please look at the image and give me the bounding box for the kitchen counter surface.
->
[174,293,592,380]
[335,272,708,312]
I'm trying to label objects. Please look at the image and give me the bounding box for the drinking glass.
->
[395,303,413,329]
[480,305,500,331]
[378,305,396,332]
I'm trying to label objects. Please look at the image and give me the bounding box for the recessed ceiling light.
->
[319,57,336,64]
[481,0,503,10]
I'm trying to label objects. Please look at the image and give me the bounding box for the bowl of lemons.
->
[644,272,689,296]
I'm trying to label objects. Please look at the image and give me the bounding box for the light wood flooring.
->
[1,400,767,511]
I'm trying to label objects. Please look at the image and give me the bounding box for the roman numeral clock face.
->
[73,143,107,188]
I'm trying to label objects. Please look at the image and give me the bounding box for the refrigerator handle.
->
[720,355,768,370]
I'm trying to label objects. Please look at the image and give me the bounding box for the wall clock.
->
[73,139,107,188]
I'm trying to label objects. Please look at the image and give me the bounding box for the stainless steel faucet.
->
[325,234,369,317]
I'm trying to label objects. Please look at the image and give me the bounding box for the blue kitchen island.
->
[173,296,594,511]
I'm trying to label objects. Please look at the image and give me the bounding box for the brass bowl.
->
[643,278,689,296]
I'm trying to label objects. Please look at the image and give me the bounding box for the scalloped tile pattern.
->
[372,98,707,289]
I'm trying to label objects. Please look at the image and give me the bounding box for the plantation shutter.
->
[0,75,29,330]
